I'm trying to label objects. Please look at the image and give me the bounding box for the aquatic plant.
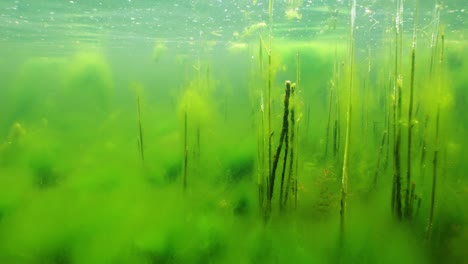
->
[426,6,445,222]
[391,0,404,221]
[235,22,267,40]
[285,0,302,20]
[404,0,419,220]
[63,52,113,111]
[0,122,27,167]
[339,0,356,239]
[427,29,445,241]
[0,0,466,263]
[183,110,188,191]
[130,82,146,164]
[153,41,168,63]
[1,58,65,129]
[283,54,300,209]
[268,81,292,213]
[177,64,217,191]
[373,131,388,187]
[267,0,274,216]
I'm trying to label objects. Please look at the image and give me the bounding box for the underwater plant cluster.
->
[0,0,467,263]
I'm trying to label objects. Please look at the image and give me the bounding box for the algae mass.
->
[0,0,467,263]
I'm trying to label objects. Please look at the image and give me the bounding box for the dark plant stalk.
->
[373,130,388,187]
[266,0,273,208]
[137,95,145,163]
[294,134,298,209]
[258,36,266,210]
[405,0,418,219]
[196,126,201,167]
[268,81,291,208]
[394,81,403,220]
[183,110,188,191]
[391,82,397,215]
[382,91,390,172]
[333,119,338,157]
[325,85,333,159]
[337,112,341,158]
[427,32,444,241]
[415,196,422,217]
[420,115,429,183]
[284,83,296,208]
[427,105,440,240]
[391,0,403,220]
[383,69,393,172]
[306,103,311,137]
[257,128,264,210]
[409,181,416,218]
[284,53,300,208]
[279,123,289,210]
[340,0,356,240]
[267,57,272,202]
[335,62,344,159]
[405,80,414,217]
[383,107,391,171]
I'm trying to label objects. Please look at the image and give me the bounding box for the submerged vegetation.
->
[0,0,467,263]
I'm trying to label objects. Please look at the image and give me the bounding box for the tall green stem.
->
[405,0,418,219]
[183,110,188,192]
[268,81,291,207]
[137,95,145,163]
[340,0,356,239]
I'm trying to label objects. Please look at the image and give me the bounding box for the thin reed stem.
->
[268,81,291,209]
[137,95,145,163]
[266,0,274,212]
[183,110,188,192]
[340,0,356,240]
[284,83,296,208]
[405,0,418,218]
[427,31,444,241]
[373,131,388,187]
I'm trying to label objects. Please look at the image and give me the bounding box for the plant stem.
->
[279,121,289,210]
[284,53,300,208]
[283,83,296,208]
[325,85,333,159]
[183,110,188,192]
[427,105,440,240]
[420,115,429,183]
[137,95,145,163]
[258,36,266,210]
[406,0,418,218]
[391,0,403,220]
[340,0,356,239]
[427,31,444,241]
[268,81,291,209]
[373,130,388,187]
[266,0,274,213]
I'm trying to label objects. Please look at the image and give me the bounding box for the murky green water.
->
[0,0,467,263]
